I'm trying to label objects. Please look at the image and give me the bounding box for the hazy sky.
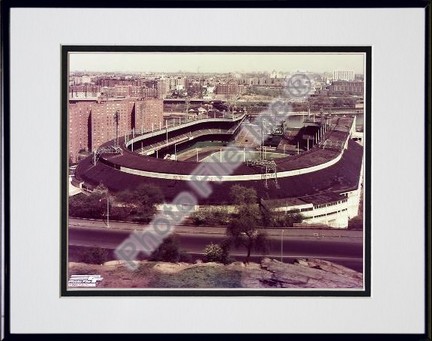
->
[69,52,365,74]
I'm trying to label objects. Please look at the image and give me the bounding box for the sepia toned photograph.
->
[63,47,369,294]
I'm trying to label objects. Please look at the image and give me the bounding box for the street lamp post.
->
[106,190,110,228]
[280,229,284,262]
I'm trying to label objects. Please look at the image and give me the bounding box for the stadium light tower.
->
[114,110,120,147]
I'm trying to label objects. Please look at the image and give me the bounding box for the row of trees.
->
[190,185,303,228]
[70,183,302,229]
[69,183,164,223]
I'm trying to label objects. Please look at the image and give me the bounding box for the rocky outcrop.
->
[70,258,363,289]
[141,258,363,288]
[240,258,363,288]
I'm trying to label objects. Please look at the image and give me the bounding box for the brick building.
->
[88,100,135,151]
[69,84,101,99]
[333,70,355,81]
[133,99,164,132]
[215,83,245,96]
[68,102,92,163]
[68,99,164,163]
[328,81,364,96]
[156,78,170,99]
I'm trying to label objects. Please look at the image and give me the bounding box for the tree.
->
[227,205,268,264]
[230,184,257,205]
[226,186,268,264]
[150,235,181,262]
[204,243,224,262]
[204,240,231,264]
[190,206,230,226]
[117,184,163,206]
[116,184,164,222]
[282,211,303,227]
[69,192,105,219]
[260,198,304,227]
[261,204,303,227]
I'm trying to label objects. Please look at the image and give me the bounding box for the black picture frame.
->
[1,0,430,339]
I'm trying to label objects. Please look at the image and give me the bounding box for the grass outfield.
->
[200,150,287,163]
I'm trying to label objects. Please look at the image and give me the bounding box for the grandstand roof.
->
[75,139,363,205]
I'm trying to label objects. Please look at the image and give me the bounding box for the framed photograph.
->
[1,1,430,338]
[62,46,370,296]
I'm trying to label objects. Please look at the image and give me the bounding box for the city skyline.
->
[69,52,365,74]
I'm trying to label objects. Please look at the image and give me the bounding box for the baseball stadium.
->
[73,112,364,228]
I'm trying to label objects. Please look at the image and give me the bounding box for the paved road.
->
[68,218,364,271]
[68,218,363,240]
